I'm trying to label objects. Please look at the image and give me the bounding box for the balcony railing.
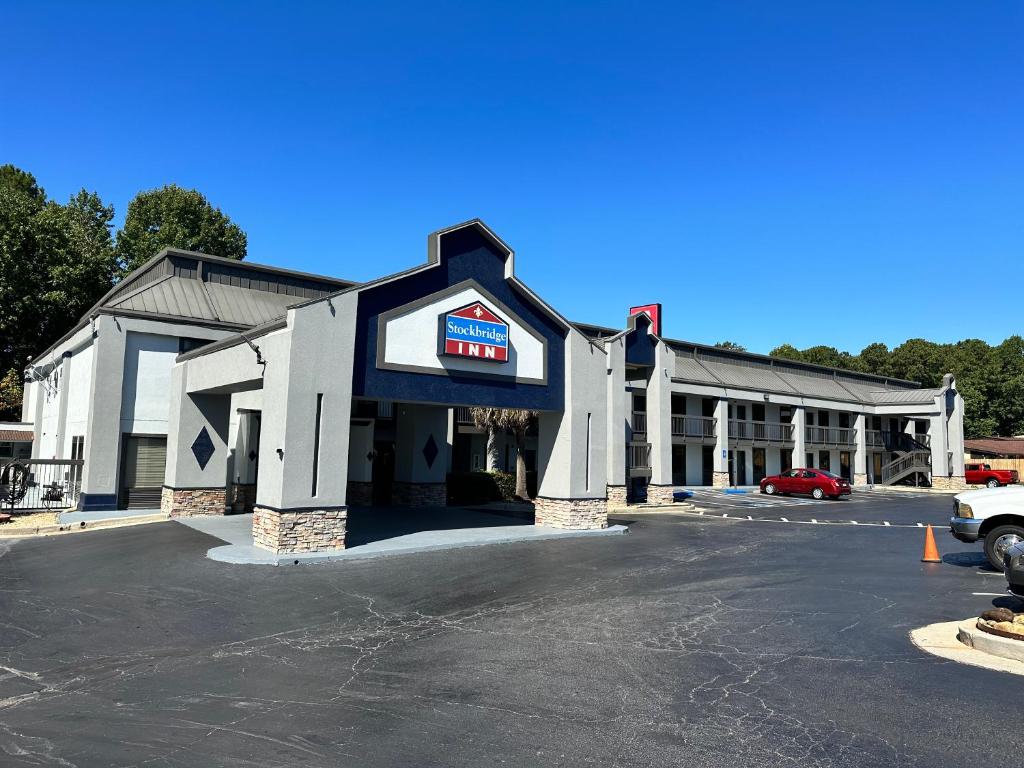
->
[627,441,652,472]
[866,430,931,450]
[805,426,857,446]
[455,406,474,424]
[671,415,716,439]
[728,420,795,443]
[631,412,647,435]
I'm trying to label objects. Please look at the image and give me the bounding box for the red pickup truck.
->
[965,463,1020,488]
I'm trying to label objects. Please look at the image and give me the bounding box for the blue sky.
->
[3,2,1022,353]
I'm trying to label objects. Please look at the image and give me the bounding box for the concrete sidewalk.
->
[178,508,628,565]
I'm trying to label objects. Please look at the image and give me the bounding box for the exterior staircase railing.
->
[880,450,931,485]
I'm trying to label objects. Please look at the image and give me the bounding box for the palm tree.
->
[470,407,537,500]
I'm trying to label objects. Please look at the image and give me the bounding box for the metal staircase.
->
[879,432,932,486]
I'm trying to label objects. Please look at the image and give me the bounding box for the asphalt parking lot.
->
[0,495,1014,767]
[684,487,954,527]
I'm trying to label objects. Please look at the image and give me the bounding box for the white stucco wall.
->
[120,332,181,436]
[36,370,61,458]
[380,286,546,383]
[63,343,94,456]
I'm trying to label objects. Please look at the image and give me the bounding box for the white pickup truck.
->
[950,486,1024,569]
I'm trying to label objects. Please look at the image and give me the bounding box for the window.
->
[585,413,592,492]
[178,337,211,354]
[311,394,323,496]
[70,436,84,489]
[736,405,747,421]
[806,453,814,467]
[752,403,765,422]
[818,451,831,471]
[0,443,12,459]
[807,412,815,426]
[818,412,830,427]
[838,413,850,429]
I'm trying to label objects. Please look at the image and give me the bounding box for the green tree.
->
[768,344,804,362]
[795,345,855,369]
[855,342,890,376]
[470,407,537,500]
[714,341,747,352]
[116,184,247,275]
[0,169,118,419]
[0,165,45,202]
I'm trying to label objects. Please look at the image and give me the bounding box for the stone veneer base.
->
[392,481,447,507]
[347,481,374,507]
[854,473,869,486]
[711,471,730,489]
[534,496,608,530]
[252,506,347,553]
[606,485,628,508]
[932,475,968,491]
[646,484,675,505]
[161,486,229,518]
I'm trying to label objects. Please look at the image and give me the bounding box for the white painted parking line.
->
[780,517,789,522]
[851,521,858,525]
[811,519,818,524]
[973,592,1006,597]
[883,521,891,526]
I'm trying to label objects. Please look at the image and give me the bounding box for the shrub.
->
[446,470,518,504]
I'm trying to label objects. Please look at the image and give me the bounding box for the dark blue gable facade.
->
[352,225,566,411]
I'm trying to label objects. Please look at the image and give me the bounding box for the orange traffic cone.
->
[921,525,941,563]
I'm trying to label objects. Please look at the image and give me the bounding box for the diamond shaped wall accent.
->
[191,427,216,471]
[422,434,438,469]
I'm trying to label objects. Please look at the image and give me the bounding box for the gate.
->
[1,459,84,511]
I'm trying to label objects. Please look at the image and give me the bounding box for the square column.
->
[250,293,358,553]
[393,403,449,506]
[536,332,608,528]
[604,335,628,507]
[645,342,675,504]
[853,413,868,485]
[79,315,127,511]
[712,398,729,487]
[793,406,807,470]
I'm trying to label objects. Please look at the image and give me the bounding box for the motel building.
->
[22,220,966,554]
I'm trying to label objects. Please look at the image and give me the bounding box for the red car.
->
[964,463,1019,488]
[759,468,851,500]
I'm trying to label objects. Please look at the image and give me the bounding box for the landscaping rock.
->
[981,608,1015,623]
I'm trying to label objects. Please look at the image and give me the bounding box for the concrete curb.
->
[203,523,630,566]
[609,503,697,515]
[0,513,169,538]
[910,619,1024,676]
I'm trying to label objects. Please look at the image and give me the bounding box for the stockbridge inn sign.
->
[442,301,510,362]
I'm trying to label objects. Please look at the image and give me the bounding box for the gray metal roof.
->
[668,346,937,406]
[673,356,725,385]
[866,388,942,405]
[30,248,357,363]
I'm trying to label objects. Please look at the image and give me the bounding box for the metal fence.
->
[1,459,83,512]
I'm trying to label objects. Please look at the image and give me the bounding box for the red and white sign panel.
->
[443,302,509,362]
[629,303,662,336]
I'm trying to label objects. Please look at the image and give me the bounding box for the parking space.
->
[681,487,953,527]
